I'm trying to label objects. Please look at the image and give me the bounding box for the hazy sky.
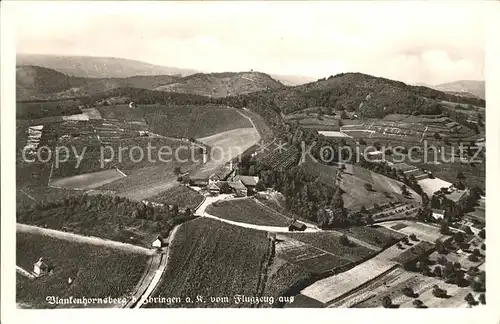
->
[13,1,486,84]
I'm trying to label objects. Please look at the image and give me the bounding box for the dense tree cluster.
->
[17,194,195,242]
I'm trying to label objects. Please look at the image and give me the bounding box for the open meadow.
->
[302,160,421,211]
[299,243,408,305]
[49,169,126,189]
[16,232,149,309]
[206,198,291,227]
[379,220,451,243]
[146,218,272,308]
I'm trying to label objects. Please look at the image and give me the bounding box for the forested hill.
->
[154,71,284,97]
[234,72,485,117]
[16,65,180,101]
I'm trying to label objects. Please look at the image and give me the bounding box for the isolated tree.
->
[401,237,409,245]
[173,167,182,175]
[457,171,466,180]
[454,232,465,244]
[402,287,415,297]
[459,242,470,251]
[433,266,442,277]
[340,234,350,246]
[440,222,450,235]
[256,181,266,192]
[359,138,367,145]
[464,293,476,306]
[413,299,424,308]
[453,262,462,269]
[401,185,410,197]
[434,132,442,140]
[382,296,392,308]
[478,293,486,305]
[455,181,466,190]
[468,254,479,262]
[409,233,418,241]
[481,243,485,250]
[340,110,348,119]
[364,183,373,191]
[478,229,485,239]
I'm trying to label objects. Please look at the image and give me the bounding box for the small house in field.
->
[208,173,222,184]
[152,236,165,250]
[431,209,445,220]
[267,232,277,242]
[228,180,248,197]
[207,182,221,196]
[129,101,136,109]
[33,257,51,277]
[289,221,306,232]
[189,177,209,187]
[232,175,260,190]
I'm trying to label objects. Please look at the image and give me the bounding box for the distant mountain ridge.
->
[433,80,485,100]
[16,65,284,101]
[154,71,284,97]
[17,53,198,78]
[16,65,180,101]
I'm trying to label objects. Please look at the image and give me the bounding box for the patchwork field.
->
[17,100,82,120]
[379,220,451,243]
[96,104,147,121]
[16,232,149,309]
[336,226,406,249]
[49,169,126,189]
[330,266,474,308]
[274,231,379,276]
[143,104,253,139]
[263,258,314,306]
[146,218,272,308]
[206,198,291,227]
[302,161,421,210]
[300,244,409,305]
[418,177,453,196]
[150,185,204,210]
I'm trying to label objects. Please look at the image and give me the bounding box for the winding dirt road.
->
[133,224,181,308]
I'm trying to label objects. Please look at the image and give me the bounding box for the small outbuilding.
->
[33,257,51,277]
[267,232,277,242]
[152,236,165,250]
[289,221,307,232]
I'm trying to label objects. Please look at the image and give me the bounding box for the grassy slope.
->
[206,199,291,227]
[284,232,375,262]
[147,218,271,308]
[142,104,252,139]
[150,185,204,209]
[336,226,405,249]
[302,160,421,210]
[16,233,148,308]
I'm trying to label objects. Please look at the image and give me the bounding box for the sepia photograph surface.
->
[1,1,497,316]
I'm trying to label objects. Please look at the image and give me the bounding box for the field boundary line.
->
[324,264,401,306]
[327,230,380,252]
[115,168,127,177]
[17,223,154,255]
[252,198,320,230]
[16,265,36,279]
[20,189,38,203]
